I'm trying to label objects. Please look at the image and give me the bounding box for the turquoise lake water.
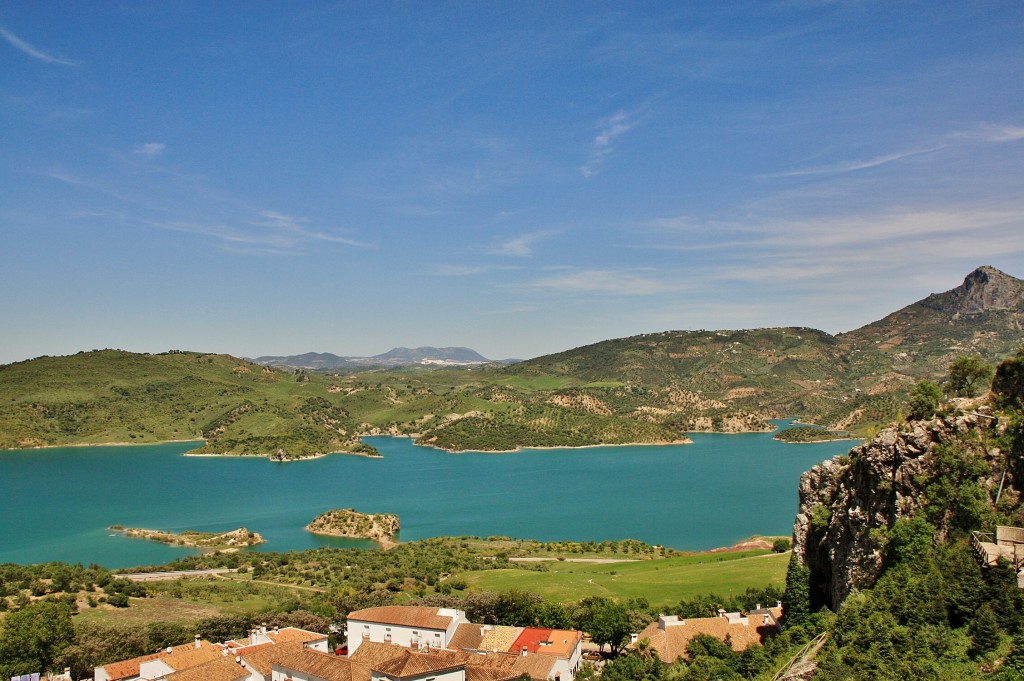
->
[0,429,854,568]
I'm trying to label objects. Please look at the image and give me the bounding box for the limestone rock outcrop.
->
[792,411,1005,610]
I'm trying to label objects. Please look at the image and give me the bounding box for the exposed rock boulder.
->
[792,411,1006,610]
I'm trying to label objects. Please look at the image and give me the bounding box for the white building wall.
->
[138,658,175,679]
[347,621,446,654]
[306,638,330,653]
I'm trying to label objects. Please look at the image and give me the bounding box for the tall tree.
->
[0,600,75,679]
[946,356,994,398]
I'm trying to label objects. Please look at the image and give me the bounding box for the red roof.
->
[510,628,552,654]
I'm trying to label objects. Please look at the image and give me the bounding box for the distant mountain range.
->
[251,346,513,370]
[2,266,1021,455]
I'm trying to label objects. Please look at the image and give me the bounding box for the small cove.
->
[0,427,855,568]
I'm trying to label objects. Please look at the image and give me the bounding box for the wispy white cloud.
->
[764,145,948,179]
[431,264,488,277]
[255,210,368,247]
[580,110,639,178]
[0,26,77,66]
[155,211,368,256]
[134,142,166,159]
[529,269,674,296]
[953,123,1024,143]
[485,231,549,257]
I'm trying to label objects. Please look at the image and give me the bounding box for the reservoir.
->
[0,428,853,568]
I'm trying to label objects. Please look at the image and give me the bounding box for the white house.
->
[346,607,470,654]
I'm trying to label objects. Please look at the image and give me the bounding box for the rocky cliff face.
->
[792,410,1006,610]
[921,265,1024,315]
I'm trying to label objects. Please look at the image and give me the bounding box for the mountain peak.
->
[920,266,1024,315]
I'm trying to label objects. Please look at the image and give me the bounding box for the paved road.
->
[117,568,237,581]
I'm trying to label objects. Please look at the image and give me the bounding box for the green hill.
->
[0,350,376,458]
[1,267,1021,453]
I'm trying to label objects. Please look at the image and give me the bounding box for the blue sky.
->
[2,2,1022,364]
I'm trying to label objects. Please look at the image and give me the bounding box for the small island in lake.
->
[306,508,400,548]
[774,425,854,443]
[111,525,265,551]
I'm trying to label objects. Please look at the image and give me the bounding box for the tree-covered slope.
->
[2,268,1021,453]
[0,350,375,458]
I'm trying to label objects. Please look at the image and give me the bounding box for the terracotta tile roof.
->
[536,630,582,658]
[449,623,485,651]
[463,651,519,671]
[635,614,776,664]
[347,606,456,630]
[466,665,522,681]
[99,649,165,681]
[510,653,558,680]
[164,656,248,681]
[274,648,370,681]
[240,640,305,677]
[511,628,552,655]
[350,641,414,668]
[463,650,556,681]
[268,626,329,644]
[158,641,224,672]
[479,626,523,652]
[372,648,468,678]
[100,640,219,681]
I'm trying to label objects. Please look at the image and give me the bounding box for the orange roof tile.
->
[100,640,215,681]
[164,656,248,681]
[99,649,165,681]
[274,648,371,681]
[348,606,457,630]
[511,628,552,654]
[268,626,329,644]
[239,640,305,677]
[466,665,522,681]
[449,623,485,651]
[350,641,415,667]
[372,649,467,678]
[478,626,522,652]
[635,615,775,664]
[158,641,224,672]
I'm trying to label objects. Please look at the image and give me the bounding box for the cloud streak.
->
[953,123,1024,143]
[134,143,166,159]
[485,231,549,257]
[580,110,639,178]
[528,269,675,296]
[764,145,949,179]
[155,211,368,255]
[0,26,77,66]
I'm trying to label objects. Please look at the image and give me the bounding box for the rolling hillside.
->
[1,267,1021,454]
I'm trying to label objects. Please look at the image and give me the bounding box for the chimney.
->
[274,625,280,634]
[756,604,761,611]
[522,646,528,657]
[250,628,258,645]
[195,634,202,649]
[261,622,268,635]
[717,609,726,619]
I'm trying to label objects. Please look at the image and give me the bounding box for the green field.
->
[460,551,787,607]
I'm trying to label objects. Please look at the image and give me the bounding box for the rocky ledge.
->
[792,408,1007,610]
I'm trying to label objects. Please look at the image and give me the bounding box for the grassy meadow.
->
[461,550,787,607]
